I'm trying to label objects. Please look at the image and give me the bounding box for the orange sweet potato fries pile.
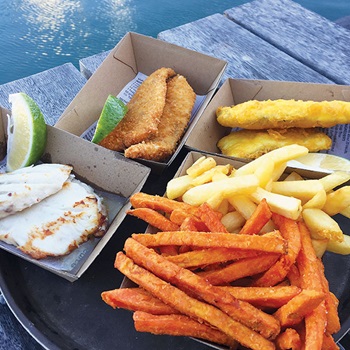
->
[102,192,341,350]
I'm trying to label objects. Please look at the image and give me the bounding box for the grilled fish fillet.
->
[124,74,196,162]
[99,67,176,151]
[0,163,72,219]
[216,99,350,129]
[0,177,108,259]
[217,128,332,159]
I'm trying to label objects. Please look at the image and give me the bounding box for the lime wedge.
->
[6,93,47,172]
[91,95,127,144]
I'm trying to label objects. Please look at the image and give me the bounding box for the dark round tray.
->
[0,150,349,349]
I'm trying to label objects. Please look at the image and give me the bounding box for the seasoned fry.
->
[166,248,261,269]
[216,99,350,129]
[322,333,340,350]
[101,288,179,314]
[239,198,272,235]
[127,208,180,232]
[198,253,280,285]
[275,328,302,350]
[115,252,276,349]
[133,311,238,348]
[124,238,281,339]
[221,286,301,309]
[132,231,287,254]
[253,214,301,287]
[130,192,197,215]
[179,216,209,232]
[273,289,325,327]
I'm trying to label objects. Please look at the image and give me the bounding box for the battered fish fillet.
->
[217,128,332,159]
[99,67,176,151]
[124,74,196,162]
[216,99,350,129]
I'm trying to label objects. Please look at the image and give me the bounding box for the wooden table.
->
[0,0,349,349]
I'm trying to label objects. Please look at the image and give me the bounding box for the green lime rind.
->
[91,95,127,144]
[6,92,47,172]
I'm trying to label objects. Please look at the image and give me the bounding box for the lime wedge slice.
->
[91,95,127,144]
[6,92,47,172]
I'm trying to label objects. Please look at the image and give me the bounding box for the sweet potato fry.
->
[321,333,340,350]
[130,192,197,215]
[275,328,302,350]
[127,208,180,232]
[123,238,281,340]
[287,264,301,287]
[253,214,301,286]
[132,230,287,254]
[179,216,209,232]
[115,252,275,349]
[166,248,262,269]
[133,311,238,348]
[198,253,280,285]
[101,288,179,315]
[239,198,272,235]
[158,245,179,256]
[169,208,192,225]
[196,202,228,233]
[221,285,302,309]
[273,289,325,327]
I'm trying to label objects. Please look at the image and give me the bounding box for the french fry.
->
[327,233,350,255]
[275,328,302,350]
[165,248,261,269]
[302,208,344,242]
[283,171,304,181]
[196,202,228,233]
[198,253,280,285]
[127,208,180,232]
[101,288,179,315]
[182,174,259,206]
[130,192,197,215]
[123,239,281,341]
[265,162,288,191]
[239,198,272,235]
[221,285,301,309]
[311,238,329,258]
[270,179,324,203]
[221,211,246,232]
[253,214,301,287]
[131,231,287,254]
[340,205,350,219]
[303,189,327,209]
[319,171,350,192]
[253,157,275,188]
[233,144,309,176]
[323,186,350,216]
[186,156,216,177]
[228,195,258,219]
[191,164,231,186]
[166,175,193,200]
[115,252,276,349]
[273,289,325,327]
[321,333,340,350]
[250,187,302,220]
[133,311,238,348]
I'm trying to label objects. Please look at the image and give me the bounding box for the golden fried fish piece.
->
[124,74,196,162]
[217,128,332,159]
[216,99,350,129]
[99,67,176,151]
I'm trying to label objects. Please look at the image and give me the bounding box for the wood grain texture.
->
[0,63,86,126]
[157,13,333,84]
[225,0,350,84]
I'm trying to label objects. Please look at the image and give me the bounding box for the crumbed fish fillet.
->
[124,74,196,162]
[216,99,350,129]
[0,163,72,219]
[0,177,108,259]
[217,128,332,159]
[99,67,176,151]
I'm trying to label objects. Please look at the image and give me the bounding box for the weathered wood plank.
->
[0,63,86,126]
[79,50,111,79]
[157,13,333,84]
[225,0,350,85]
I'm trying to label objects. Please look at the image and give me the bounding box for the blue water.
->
[0,0,349,85]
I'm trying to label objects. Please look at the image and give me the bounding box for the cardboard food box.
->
[0,107,150,282]
[54,32,227,173]
[120,150,349,350]
[185,78,350,169]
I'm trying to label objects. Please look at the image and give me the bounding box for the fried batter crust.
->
[99,67,176,151]
[125,74,196,162]
[216,99,350,129]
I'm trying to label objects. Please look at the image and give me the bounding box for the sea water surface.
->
[0,0,349,85]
